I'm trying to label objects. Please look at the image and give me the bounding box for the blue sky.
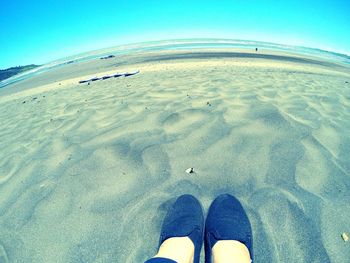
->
[0,0,349,69]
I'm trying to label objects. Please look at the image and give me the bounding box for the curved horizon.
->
[1,38,349,90]
[2,37,350,71]
[54,37,350,61]
[1,0,349,69]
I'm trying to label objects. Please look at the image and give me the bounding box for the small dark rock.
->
[22,101,26,104]
[346,81,349,84]
[207,101,211,106]
[32,97,37,100]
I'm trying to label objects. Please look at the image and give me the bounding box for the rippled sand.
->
[0,50,350,263]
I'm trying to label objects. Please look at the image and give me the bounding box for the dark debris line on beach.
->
[100,55,115,60]
[78,71,139,84]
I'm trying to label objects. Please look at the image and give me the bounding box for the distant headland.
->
[0,64,40,81]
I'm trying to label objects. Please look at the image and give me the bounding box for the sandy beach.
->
[0,48,350,263]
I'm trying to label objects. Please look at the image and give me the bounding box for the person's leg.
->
[149,236,194,263]
[212,240,251,263]
[205,194,253,263]
[145,194,204,263]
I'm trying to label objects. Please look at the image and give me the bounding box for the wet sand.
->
[0,49,350,262]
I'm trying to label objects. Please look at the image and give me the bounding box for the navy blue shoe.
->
[159,194,204,263]
[205,194,253,263]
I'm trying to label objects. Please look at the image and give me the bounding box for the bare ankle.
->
[154,237,195,263]
[212,240,251,263]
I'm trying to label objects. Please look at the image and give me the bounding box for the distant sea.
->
[1,39,349,89]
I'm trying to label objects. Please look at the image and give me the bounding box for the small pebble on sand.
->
[186,168,195,174]
[342,232,349,242]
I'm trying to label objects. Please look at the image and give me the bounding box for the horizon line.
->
[2,38,350,70]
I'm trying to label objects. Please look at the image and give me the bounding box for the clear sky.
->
[0,0,349,69]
